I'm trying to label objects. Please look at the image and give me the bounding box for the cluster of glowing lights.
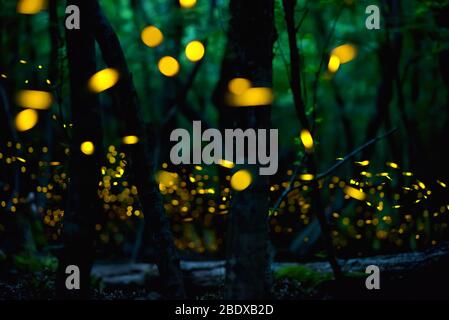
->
[140,12,204,77]
[226,78,273,107]
[2,135,449,251]
[88,68,120,93]
[156,170,179,189]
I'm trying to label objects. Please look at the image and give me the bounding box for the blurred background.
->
[1,0,449,287]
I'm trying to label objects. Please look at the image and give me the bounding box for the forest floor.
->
[1,242,449,299]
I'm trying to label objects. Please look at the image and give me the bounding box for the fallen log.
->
[92,242,449,298]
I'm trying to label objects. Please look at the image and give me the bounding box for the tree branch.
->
[272,127,398,212]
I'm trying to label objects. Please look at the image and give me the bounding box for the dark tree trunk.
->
[218,0,276,299]
[362,0,402,161]
[434,4,449,181]
[282,0,342,279]
[56,0,103,299]
[87,0,185,298]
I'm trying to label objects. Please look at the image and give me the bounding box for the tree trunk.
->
[434,4,449,181]
[56,0,103,299]
[282,0,342,279]
[218,0,276,299]
[361,0,402,161]
[87,0,185,299]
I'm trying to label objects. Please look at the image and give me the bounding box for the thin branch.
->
[161,53,206,126]
[295,7,309,32]
[311,3,344,133]
[282,0,342,279]
[282,0,309,129]
[272,127,398,212]
[272,164,301,212]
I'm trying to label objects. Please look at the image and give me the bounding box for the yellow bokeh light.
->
[17,0,47,14]
[158,56,180,77]
[15,90,53,110]
[179,0,197,9]
[437,180,447,188]
[299,174,315,181]
[386,162,399,169]
[417,180,426,190]
[328,55,341,73]
[15,109,38,132]
[156,170,179,187]
[230,170,252,191]
[228,78,252,95]
[218,159,235,169]
[300,129,314,150]
[122,135,139,145]
[185,40,205,62]
[331,44,357,64]
[227,87,273,107]
[344,186,366,201]
[80,141,95,155]
[141,26,164,48]
[88,68,119,93]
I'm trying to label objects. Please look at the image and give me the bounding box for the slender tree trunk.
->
[405,29,424,174]
[219,0,276,299]
[362,0,402,161]
[434,4,449,180]
[282,0,342,279]
[87,0,185,298]
[56,0,103,299]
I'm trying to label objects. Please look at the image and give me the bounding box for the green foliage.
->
[1,0,449,262]
[275,265,333,288]
[12,252,58,273]
[275,264,367,294]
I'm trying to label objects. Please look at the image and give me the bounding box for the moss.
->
[12,252,58,273]
[275,265,333,289]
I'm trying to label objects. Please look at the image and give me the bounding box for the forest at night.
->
[1,0,449,305]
